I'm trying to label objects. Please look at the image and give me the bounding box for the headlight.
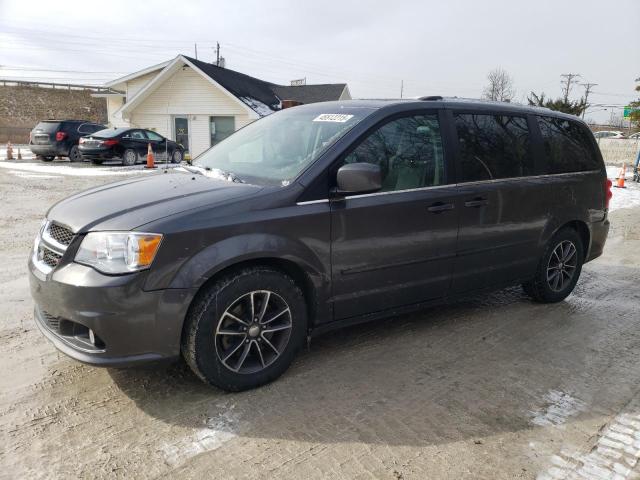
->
[75,232,162,274]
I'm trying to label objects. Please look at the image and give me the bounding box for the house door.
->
[173,116,190,153]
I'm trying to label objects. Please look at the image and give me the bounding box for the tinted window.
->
[537,116,600,173]
[33,122,61,133]
[77,123,100,134]
[454,113,534,182]
[343,114,445,191]
[145,130,163,141]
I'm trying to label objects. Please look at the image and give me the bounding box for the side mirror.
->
[335,162,382,196]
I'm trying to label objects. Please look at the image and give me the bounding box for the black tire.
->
[182,267,307,391]
[523,227,584,303]
[171,149,183,164]
[122,149,137,166]
[90,159,103,165]
[68,145,83,162]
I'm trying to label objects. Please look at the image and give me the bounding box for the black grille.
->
[48,223,74,246]
[41,247,62,268]
[42,311,60,331]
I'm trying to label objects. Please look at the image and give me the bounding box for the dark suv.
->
[29,99,610,391]
[30,120,106,162]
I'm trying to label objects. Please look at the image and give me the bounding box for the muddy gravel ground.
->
[1,164,640,480]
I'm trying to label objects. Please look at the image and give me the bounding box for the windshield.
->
[194,105,375,186]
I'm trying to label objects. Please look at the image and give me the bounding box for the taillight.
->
[102,139,119,147]
[55,131,67,141]
[604,178,613,209]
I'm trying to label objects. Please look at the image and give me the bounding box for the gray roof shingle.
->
[183,56,347,116]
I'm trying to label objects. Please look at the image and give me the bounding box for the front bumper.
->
[29,258,196,367]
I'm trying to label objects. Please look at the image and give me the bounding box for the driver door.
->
[330,111,459,319]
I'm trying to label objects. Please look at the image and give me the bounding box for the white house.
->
[94,55,351,157]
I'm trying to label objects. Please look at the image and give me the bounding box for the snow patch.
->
[160,407,240,467]
[607,165,640,212]
[530,390,587,428]
[240,97,275,117]
[0,161,181,177]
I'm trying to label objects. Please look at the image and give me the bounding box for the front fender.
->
[167,232,329,294]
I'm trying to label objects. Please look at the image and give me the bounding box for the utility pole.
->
[580,82,598,118]
[400,80,404,99]
[560,73,581,103]
[194,43,198,60]
[216,42,220,67]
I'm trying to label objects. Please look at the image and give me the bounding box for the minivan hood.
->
[47,170,262,232]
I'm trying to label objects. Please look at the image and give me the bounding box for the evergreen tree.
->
[527,92,587,116]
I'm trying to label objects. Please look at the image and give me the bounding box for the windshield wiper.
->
[181,165,245,183]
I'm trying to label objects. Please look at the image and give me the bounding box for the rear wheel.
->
[122,149,137,166]
[523,227,584,303]
[182,267,307,391]
[68,145,83,162]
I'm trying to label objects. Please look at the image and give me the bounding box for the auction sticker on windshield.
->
[313,114,354,123]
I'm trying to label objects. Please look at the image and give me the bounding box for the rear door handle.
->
[427,202,455,213]
[464,198,489,208]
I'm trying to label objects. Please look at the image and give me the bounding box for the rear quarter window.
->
[537,116,600,173]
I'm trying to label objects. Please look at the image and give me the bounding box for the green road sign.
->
[624,106,639,118]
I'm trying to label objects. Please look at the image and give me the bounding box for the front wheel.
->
[523,227,584,303]
[182,267,307,391]
[122,149,137,166]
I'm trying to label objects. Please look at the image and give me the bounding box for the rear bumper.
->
[29,258,196,367]
[78,147,117,160]
[586,217,610,262]
[30,144,68,157]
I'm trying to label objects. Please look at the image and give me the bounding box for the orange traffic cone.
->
[614,163,626,188]
[145,143,156,169]
[6,142,13,160]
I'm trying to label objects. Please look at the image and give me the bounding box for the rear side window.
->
[454,113,534,182]
[537,116,600,173]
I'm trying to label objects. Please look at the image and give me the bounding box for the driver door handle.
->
[427,202,455,213]
[464,197,489,208]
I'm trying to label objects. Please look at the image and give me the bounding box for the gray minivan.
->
[29,98,610,391]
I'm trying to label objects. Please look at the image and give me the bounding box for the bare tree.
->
[482,67,516,102]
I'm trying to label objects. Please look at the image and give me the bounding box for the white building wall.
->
[125,67,256,156]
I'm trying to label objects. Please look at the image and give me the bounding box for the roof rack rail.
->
[419,95,443,101]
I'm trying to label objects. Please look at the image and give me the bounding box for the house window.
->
[210,116,236,147]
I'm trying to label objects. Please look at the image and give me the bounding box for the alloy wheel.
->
[547,240,578,292]
[215,290,292,374]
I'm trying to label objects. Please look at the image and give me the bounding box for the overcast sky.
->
[1,0,638,123]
